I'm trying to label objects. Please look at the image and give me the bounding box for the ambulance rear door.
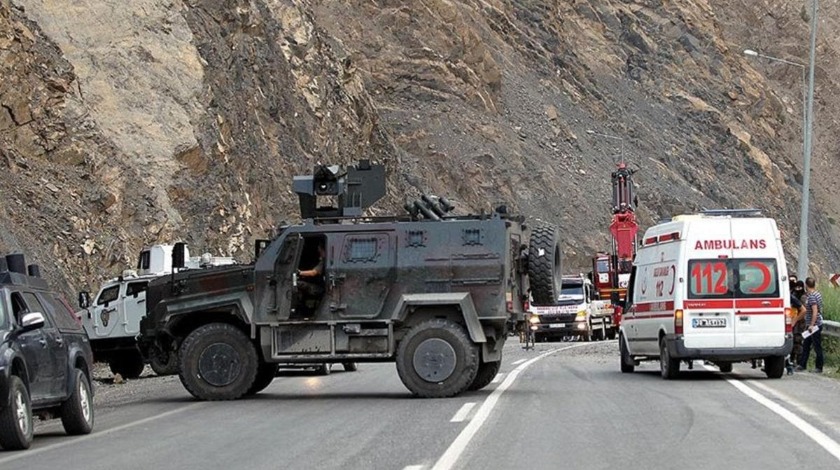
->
[683,220,736,349]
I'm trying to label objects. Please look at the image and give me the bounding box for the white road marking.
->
[491,373,506,384]
[0,402,206,465]
[703,365,840,462]
[403,465,426,470]
[432,343,594,470]
[511,358,526,365]
[748,380,840,431]
[450,402,477,423]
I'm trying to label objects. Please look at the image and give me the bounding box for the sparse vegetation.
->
[811,284,839,376]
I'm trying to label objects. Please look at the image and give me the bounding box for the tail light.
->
[674,309,684,335]
[784,307,793,334]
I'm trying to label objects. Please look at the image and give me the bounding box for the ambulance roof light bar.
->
[700,208,763,218]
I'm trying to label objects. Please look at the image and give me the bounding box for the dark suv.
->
[0,253,94,450]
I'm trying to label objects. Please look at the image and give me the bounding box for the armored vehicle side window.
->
[343,235,385,263]
[126,281,148,297]
[98,285,120,305]
[38,293,81,331]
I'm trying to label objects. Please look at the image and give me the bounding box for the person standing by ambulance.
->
[796,277,824,373]
[787,280,807,374]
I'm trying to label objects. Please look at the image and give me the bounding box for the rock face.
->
[1,0,839,297]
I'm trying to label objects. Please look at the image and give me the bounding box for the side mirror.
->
[172,242,187,269]
[19,312,45,332]
[78,291,90,309]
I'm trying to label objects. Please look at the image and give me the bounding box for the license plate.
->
[549,323,566,328]
[692,318,726,328]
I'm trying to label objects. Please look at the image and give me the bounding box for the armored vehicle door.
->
[89,283,121,339]
[333,232,396,318]
[270,234,303,321]
[123,280,148,335]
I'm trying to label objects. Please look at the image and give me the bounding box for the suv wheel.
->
[109,350,145,379]
[179,323,258,401]
[659,338,680,380]
[467,360,501,391]
[0,376,33,450]
[60,369,94,435]
[396,319,479,398]
[527,224,562,305]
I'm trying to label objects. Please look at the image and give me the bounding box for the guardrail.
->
[824,320,840,338]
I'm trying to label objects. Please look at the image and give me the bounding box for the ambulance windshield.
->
[688,258,779,299]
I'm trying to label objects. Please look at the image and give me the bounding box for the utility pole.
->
[799,0,818,280]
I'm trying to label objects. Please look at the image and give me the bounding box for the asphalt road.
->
[2,341,839,469]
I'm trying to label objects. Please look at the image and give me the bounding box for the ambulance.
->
[618,210,793,379]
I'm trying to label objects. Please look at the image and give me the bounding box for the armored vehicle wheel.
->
[467,360,501,391]
[179,323,258,401]
[0,376,33,450]
[149,347,179,376]
[396,319,479,398]
[60,369,94,435]
[620,335,635,373]
[342,362,358,372]
[764,356,785,379]
[246,363,279,396]
[527,224,562,306]
[109,350,145,379]
[659,338,680,380]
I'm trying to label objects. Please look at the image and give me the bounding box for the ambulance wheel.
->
[620,335,635,373]
[718,362,733,373]
[527,224,562,306]
[764,356,785,379]
[659,338,680,379]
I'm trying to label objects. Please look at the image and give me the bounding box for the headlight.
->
[575,311,586,321]
[529,315,541,324]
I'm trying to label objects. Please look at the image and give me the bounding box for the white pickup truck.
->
[77,244,235,378]
[530,275,615,341]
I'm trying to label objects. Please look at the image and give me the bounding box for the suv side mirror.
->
[19,312,45,333]
[78,291,91,309]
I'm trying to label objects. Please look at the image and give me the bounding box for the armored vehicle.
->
[77,244,235,378]
[138,160,562,400]
[0,253,94,450]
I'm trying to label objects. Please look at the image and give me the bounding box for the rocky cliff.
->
[1,0,839,297]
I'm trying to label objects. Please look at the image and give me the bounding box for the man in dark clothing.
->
[796,277,824,373]
[297,244,326,300]
[787,280,807,374]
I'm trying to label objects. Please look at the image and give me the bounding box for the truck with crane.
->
[590,162,640,331]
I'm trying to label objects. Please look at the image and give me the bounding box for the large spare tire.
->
[528,224,562,305]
